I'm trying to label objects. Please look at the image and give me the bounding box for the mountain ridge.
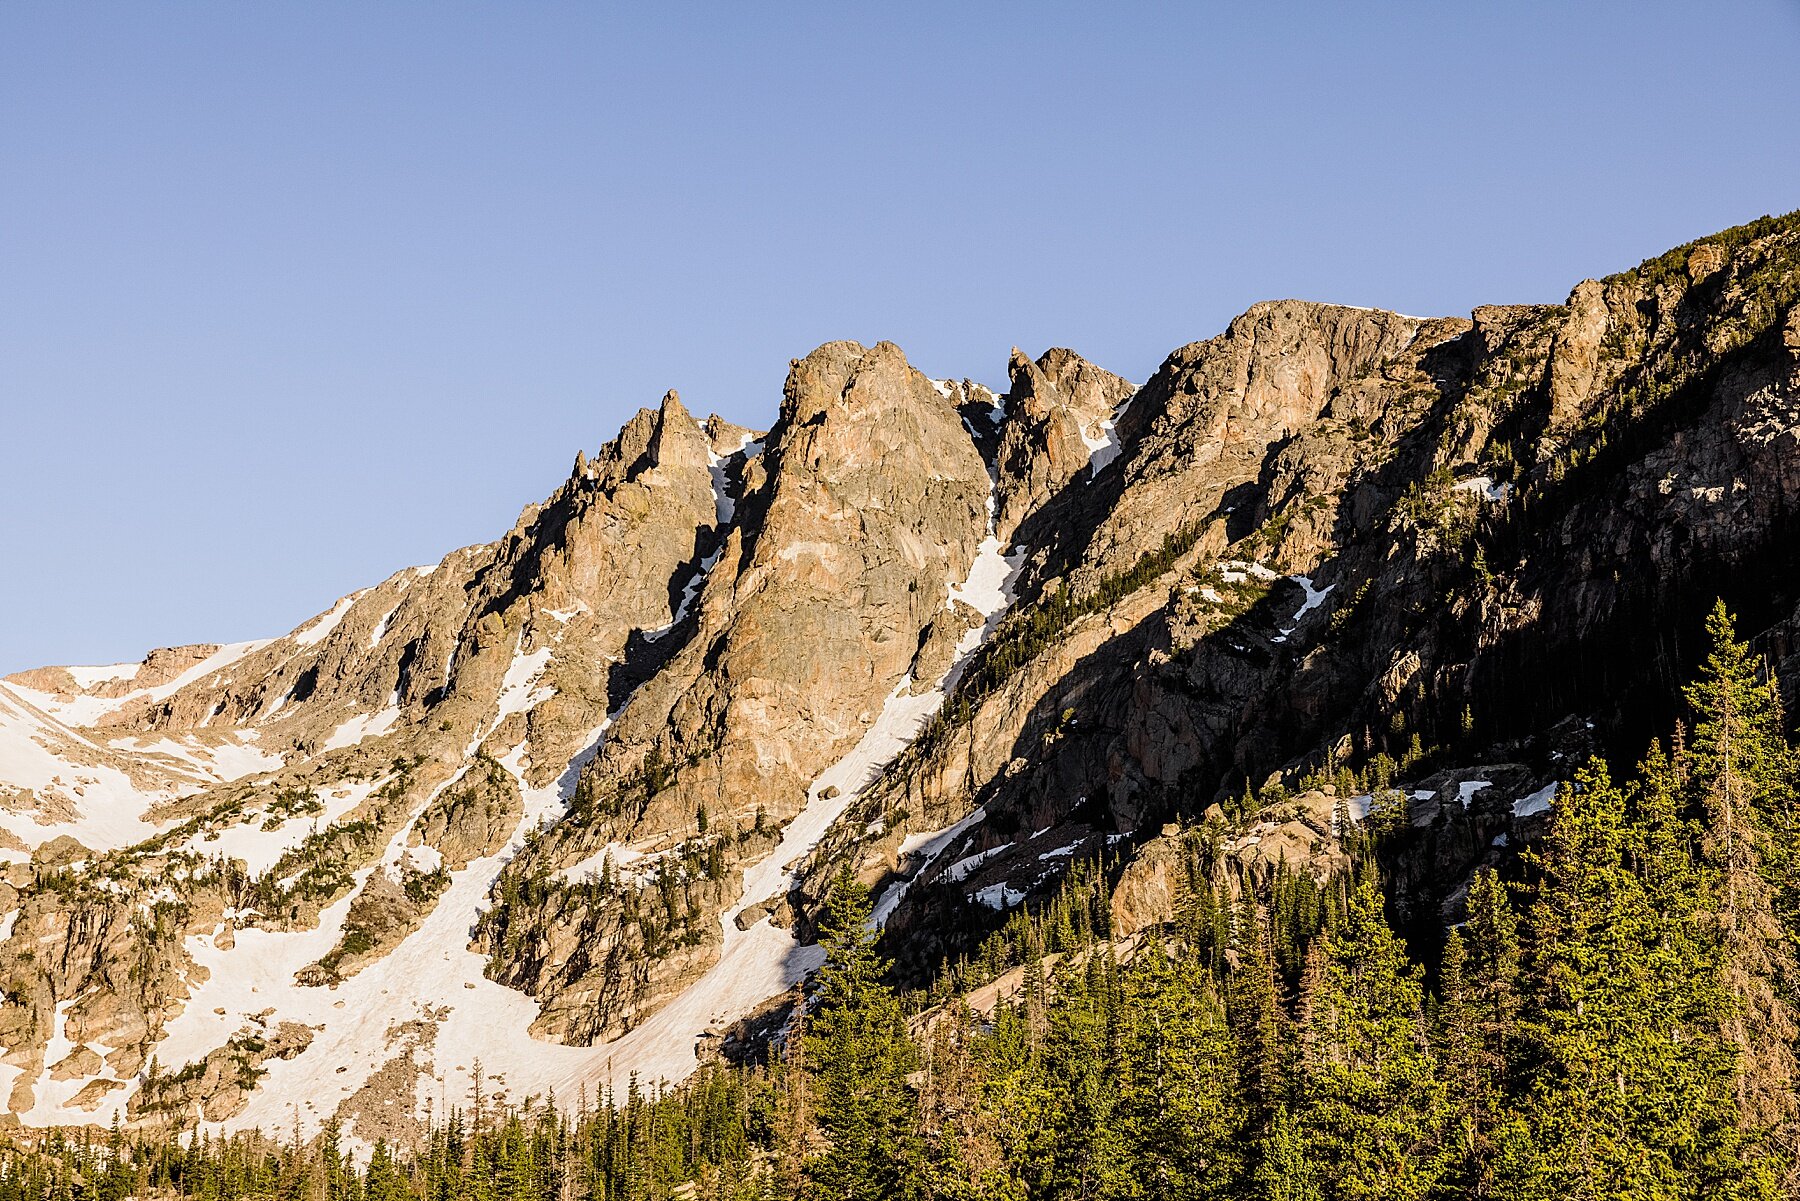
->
[1,209,1796,1149]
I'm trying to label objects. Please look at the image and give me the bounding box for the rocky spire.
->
[992,346,1136,542]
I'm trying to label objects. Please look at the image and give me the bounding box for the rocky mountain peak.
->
[992,346,1136,542]
[642,389,711,476]
[1,210,1796,1150]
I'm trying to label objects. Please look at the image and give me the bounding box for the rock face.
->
[792,212,1800,981]
[1,209,1797,1145]
[474,340,999,1042]
[595,340,991,830]
[993,346,1137,542]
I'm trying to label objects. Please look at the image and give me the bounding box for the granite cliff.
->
[2,210,1796,1142]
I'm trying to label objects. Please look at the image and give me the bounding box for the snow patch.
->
[1513,782,1557,818]
[64,664,136,688]
[943,844,1010,883]
[369,604,402,649]
[294,596,356,647]
[493,645,555,723]
[646,549,722,642]
[946,537,1022,625]
[1220,559,1280,583]
[974,882,1026,910]
[262,684,293,723]
[557,841,649,886]
[1081,389,1138,478]
[323,705,402,751]
[872,806,988,927]
[19,998,102,1126]
[705,445,739,526]
[1281,576,1334,635]
[897,809,988,861]
[1454,476,1513,504]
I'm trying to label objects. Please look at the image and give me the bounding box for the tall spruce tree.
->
[1684,602,1800,1149]
[1296,876,1448,1201]
[1227,894,1286,1134]
[1444,866,1523,1197]
[1501,758,1757,1200]
[1094,938,1242,1200]
[802,871,922,1200]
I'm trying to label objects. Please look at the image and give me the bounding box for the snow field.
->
[8,640,270,727]
[1081,387,1138,478]
[323,704,403,752]
[0,685,178,850]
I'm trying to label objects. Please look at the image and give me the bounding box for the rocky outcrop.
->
[476,339,999,1040]
[993,347,1136,542]
[1108,833,1188,934]
[127,1019,314,1125]
[2,209,1797,1139]
[1548,277,1611,426]
[793,214,1800,981]
[411,755,523,870]
[591,338,991,826]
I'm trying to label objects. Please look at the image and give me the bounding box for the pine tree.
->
[1437,928,1482,1188]
[803,871,922,1200]
[1447,866,1523,1196]
[1684,602,1800,1148]
[321,1118,354,1201]
[1502,758,1754,1200]
[1227,894,1286,1135]
[771,984,811,1198]
[1095,938,1242,1199]
[1296,876,1448,1200]
[364,1140,410,1201]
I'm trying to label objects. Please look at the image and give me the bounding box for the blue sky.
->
[4,2,1798,672]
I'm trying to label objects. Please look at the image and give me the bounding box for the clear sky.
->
[4,2,1798,673]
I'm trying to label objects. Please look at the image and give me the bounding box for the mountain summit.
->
[2,212,1798,1147]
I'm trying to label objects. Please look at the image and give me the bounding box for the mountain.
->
[1,211,1796,1153]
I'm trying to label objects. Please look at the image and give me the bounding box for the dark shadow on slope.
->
[604,523,723,716]
[876,585,1312,987]
[997,373,1169,606]
[471,482,586,626]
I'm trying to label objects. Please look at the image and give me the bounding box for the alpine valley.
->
[5,211,1800,1200]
